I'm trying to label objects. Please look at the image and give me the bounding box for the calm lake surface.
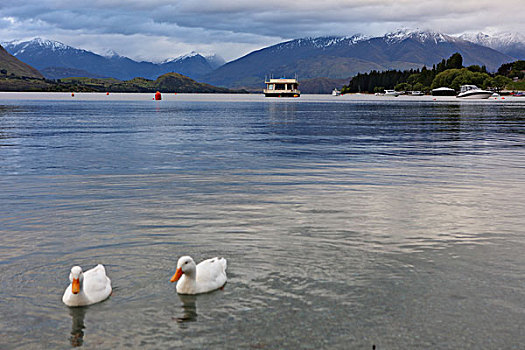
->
[0,93,524,349]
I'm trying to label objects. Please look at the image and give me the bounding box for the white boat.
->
[456,85,493,99]
[432,87,456,96]
[264,78,300,97]
[411,91,424,96]
[332,88,341,96]
[384,89,400,97]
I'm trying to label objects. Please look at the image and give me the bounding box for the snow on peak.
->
[29,38,71,51]
[2,37,75,55]
[163,51,202,63]
[1,39,23,46]
[384,29,455,44]
[276,34,369,51]
[347,34,371,44]
[309,35,369,47]
[101,49,121,58]
[459,31,525,49]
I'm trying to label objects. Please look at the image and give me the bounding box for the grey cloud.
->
[1,0,523,61]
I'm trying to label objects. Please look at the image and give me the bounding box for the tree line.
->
[341,53,524,94]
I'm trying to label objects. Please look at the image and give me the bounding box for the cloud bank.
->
[1,1,523,61]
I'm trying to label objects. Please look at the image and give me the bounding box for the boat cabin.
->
[264,78,300,97]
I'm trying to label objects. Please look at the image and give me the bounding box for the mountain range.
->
[1,38,223,81]
[2,30,524,93]
[203,30,518,89]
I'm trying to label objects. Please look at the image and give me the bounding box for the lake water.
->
[0,93,524,349]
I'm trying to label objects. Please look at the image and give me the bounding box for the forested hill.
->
[59,73,237,93]
[342,53,523,93]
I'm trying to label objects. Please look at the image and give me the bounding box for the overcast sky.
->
[1,1,524,62]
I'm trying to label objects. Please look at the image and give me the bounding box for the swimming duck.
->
[62,264,112,307]
[170,256,227,294]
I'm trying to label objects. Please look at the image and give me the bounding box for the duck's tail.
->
[218,257,227,271]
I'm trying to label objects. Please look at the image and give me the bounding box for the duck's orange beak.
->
[170,267,183,283]
[72,278,80,294]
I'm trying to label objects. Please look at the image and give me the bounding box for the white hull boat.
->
[457,85,492,99]
[384,89,400,97]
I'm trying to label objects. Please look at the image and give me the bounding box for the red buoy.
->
[106,92,109,95]
[155,91,162,100]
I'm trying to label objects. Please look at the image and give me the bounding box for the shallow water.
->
[0,93,524,349]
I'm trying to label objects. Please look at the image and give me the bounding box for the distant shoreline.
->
[1,91,520,103]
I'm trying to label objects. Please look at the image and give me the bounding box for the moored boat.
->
[456,85,493,99]
[332,88,341,96]
[384,89,400,97]
[264,78,300,97]
[431,87,456,96]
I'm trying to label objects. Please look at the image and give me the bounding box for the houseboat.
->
[264,78,300,97]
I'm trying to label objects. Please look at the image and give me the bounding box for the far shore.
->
[1,91,522,103]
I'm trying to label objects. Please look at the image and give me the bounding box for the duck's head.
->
[170,256,195,282]
[69,266,84,294]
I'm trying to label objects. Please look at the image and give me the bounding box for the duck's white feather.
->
[62,264,112,307]
[174,256,227,295]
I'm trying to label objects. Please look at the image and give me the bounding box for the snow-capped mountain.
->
[204,29,514,89]
[459,32,525,59]
[163,51,201,64]
[2,38,225,80]
[160,51,218,79]
[2,38,136,79]
[3,37,74,54]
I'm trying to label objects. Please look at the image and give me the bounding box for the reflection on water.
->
[267,100,297,124]
[175,294,198,325]
[69,307,87,347]
[0,96,524,349]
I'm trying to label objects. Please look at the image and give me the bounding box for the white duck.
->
[170,256,227,294]
[62,264,112,307]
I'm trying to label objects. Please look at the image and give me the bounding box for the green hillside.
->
[0,65,242,93]
[0,45,43,79]
[155,72,231,92]
[60,73,237,93]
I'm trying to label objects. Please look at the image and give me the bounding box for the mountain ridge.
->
[202,29,516,89]
[1,38,225,81]
[2,30,523,93]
